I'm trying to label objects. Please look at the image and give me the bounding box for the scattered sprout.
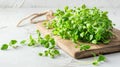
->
[20,40,26,45]
[9,40,17,46]
[92,55,106,66]
[1,44,8,50]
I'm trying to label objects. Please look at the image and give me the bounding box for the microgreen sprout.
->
[92,55,106,66]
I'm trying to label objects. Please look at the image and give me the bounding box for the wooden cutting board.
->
[36,22,120,59]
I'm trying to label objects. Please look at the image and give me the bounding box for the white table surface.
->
[0,8,120,67]
[0,0,120,8]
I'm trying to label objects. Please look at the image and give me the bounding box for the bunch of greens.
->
[45,4,114,44]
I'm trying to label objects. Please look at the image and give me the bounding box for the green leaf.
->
[20,40,26,45]
[38,53,43,56]
[103,40,110,44]
[92,54,106,66]
[49,38,55,45]
[1,44,8,50]
[44,34,51,40]
[97,55,106,62]
[80,44,91,51]
[9,40,17,46]
[49,42,55,49]
[44,43,49,48]
[90,35,93,40]
[92,40,97,44]
[53,49,60,55]
[28,35,36,46]
[92,61,98,66]
[44,50,49,56]
[80,45,90,50]
[80,32,84,38]
[81,4,86,8]
[40,39,46,45]
[64,6,69,11]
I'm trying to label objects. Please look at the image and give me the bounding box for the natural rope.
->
[17,10,54,27]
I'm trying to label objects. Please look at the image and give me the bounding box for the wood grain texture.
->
[36,22,120,59]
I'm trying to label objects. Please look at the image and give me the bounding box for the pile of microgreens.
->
[44,4,114,44]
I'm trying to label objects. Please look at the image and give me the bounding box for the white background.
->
[0,0,120,67]
[0,0,120,8]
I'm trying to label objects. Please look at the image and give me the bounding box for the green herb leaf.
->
[28,35,36,46]
[92,55,106,66]
[20,40,26,45]
[1,44,8,50]
[92,40,97,44]
[52,49,60,55]
[97,55,106,62]
[92,61,98,65]
[38,53,43,56]
[9,40,17,46]
[80,44,91,51]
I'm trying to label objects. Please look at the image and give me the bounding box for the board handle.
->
[17,10,54,27]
